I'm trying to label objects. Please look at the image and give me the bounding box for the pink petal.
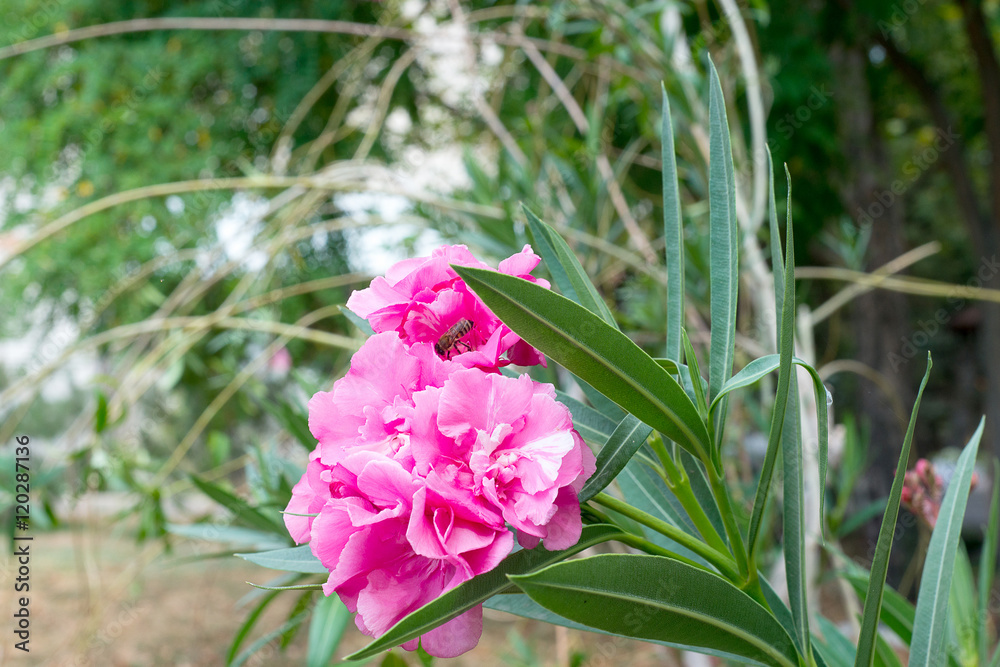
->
[437,370,533,442]
[419,606,484,658]
[497,245,542,277]
[539,487,583,550]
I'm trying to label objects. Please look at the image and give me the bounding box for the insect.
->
[435,319,474,358]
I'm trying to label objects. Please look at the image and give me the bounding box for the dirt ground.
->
[0,525,675,667]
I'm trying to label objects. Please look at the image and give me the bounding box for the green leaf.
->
[979,459,1000,665]
[579,414,652,502]
[190,476,285,535]
[910,417,986,667]
[248,582,325,592]
[554,389,617,446]
[874,631,903,667]
[95,390,108,434]
[682,329,710,419]
[341,305,375,336]
[380,652,408,667]
[167,523,288,550]
[676,447,729,548]
[768,146,784,327]
[759,574,805,657]
[508,554,800,667]
[230,607,311,667]
[260,398,315,451]
[617,453,708,564]
[845,573,914,646]
[947,544,978,667]
[484,593,773,666]
[346,524,627,661]
[237,544,328,574]
[854,355,933,667]
[576,376,627,421]
[661,84,684,361]
[748,187,797,560]
[523,205,617,327]
[227,589,281,666]
[706,56,738,409]
[208,430,232,468]
[814,615,857,667]
[307,594,352,667]
[836,498,888,539]
[782,377,810,657]
[453,266,710,459]
[708,352,830,535]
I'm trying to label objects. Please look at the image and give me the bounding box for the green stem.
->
[705,464,750,580]
[591,492,740,582]
[651,439,731,556]
[739,567,772,611]
[615,533,712,572]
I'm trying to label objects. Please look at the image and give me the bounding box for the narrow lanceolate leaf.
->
[306,593,351,667]
[191,476,285,535]
[747,191,797,559]
[707,57,739,407]
[875,632,904,667]
[617,453,707,564]
[509,554,800,667]
[768,147,783,320]
[785,163,828,531]
[710,351,830,537]
[554,389,618,446]
[781,376,809,656]
[948,545,978,667]
[813,615,857,667]
[910,417,986,667]
[761,164,811,661]
[236,545,328,574]
[979,459,1000,666]
[846,573,916,647]
[682,328,710,418]
[523,205,617,327]
[340,306,374,336]
[485,593,773,666]
[760,574,806,657]
[346,524,627,661]
[662,85,685,361]
[454,266,711,459]
[854,355,933,667]
[580,414,653,502]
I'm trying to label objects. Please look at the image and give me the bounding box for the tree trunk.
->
[828,42,914,521]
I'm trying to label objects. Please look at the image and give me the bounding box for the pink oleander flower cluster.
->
[900,457,980,530]
[901,458,943,529]
[285,245,594,658]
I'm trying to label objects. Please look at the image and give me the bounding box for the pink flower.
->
[345,244,548,368]
[411,369,595,550]
[307,332,458,469]
[283,246,596,658]
[268,347,292,376]
[901,458,944,529]
[304,451,512,657]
